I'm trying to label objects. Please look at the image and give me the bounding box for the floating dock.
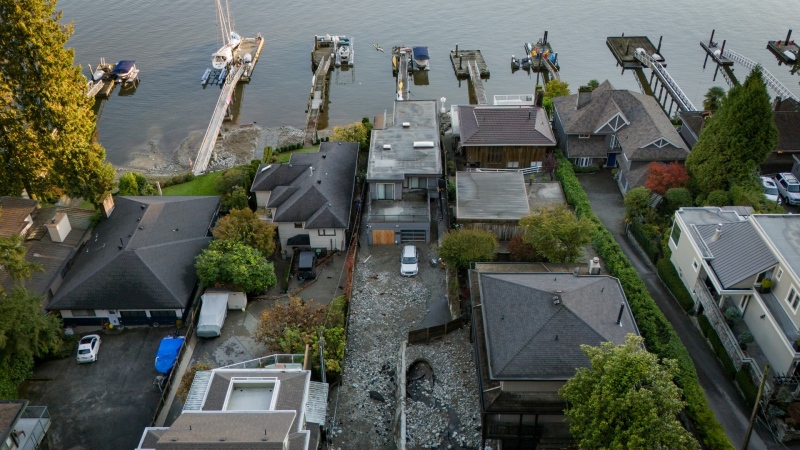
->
[607,35,665,69]
[239,35,265,81]
[523,31,560,76]
[85,58,134,98]
[700,30,734,66]
[767,30,799,65]
[450,47,489,79]
[394,47,411,101]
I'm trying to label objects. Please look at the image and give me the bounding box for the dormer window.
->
[651,138,670,148]
[578,134,590,139]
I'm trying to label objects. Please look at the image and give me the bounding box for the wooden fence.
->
[407,316,467,345]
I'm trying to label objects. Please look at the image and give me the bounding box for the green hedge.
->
[705,319,737,378]
[736,369,759,409]
[554,150,734,450]
[629,219,661,263]
[656,258,695,312]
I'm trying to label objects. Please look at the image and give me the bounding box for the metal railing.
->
[193,64,246,175]
[465,165,542,175]
[367,214,429,223]
[634,49,697,112]
[220,353,305,369]
[721,49,798,101]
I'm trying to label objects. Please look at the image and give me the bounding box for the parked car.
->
[297,251,318,280]
[77,334,101,363]
[776,173,800,205]
[400,245,419,277]
[761,176,780,203]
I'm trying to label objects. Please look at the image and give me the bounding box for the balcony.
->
[0,406,51,450]
[255,207,273,223]
[368,190,431,223]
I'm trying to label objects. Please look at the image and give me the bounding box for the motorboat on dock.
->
[412,46,430,71]
[335,36,354,67]
[111,60,139,83]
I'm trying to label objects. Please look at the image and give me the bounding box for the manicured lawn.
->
[161,171,222,196]
[276,145,319,163]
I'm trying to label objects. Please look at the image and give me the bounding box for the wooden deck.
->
[238,35,265,81]
[606,36,665,68]
[450,49,489,79]
[767,31,799,65]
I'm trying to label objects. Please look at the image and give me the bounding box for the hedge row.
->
[554,150,734,449]
[697,314,737,378]
[656,258,695,312]
[629,219,661,263]
[736,368,759,409]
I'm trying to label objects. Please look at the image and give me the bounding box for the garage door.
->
[372,230,395,245]
[400,230,427,242]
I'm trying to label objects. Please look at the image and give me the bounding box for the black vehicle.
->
[297,251,318,280]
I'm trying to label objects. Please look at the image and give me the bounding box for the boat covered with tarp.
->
[154,335,185,374]
[412,46,430,70]
[111,60,139,82]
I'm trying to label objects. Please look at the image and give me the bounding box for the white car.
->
[400,245,419,277]
[77,334,101,363]
[761,176,780,203]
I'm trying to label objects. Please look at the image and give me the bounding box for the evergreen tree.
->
[0,0,114,203]
[685,67,778,196]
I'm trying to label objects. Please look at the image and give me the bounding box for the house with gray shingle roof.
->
[46,196,220,327]
[136,366,326,450]
[469,265,639,448]
[552,80,689,194]
[250,141,358,252]
[455,105,556,170]
[669,207,800,375]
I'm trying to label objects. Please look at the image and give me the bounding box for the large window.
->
[120,310,147,318]
[787,287,800,312]
[150,310,176,318]
[406,177,424,189]
[376,183,394,200]
[487,148,503,164]
[670,223,681,246]
[318,229,335,236]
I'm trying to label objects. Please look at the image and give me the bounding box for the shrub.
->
[702,315,736,378]
[624,186,651,220]
[664,187,693,215]
[738,331,754,345]
[508,234,539,262]
[554,150,734,449]
[724,307,742,323]
[440,228,497,269]
[705,190,730,207]
[629,219,661,263]
[656,259,695,312]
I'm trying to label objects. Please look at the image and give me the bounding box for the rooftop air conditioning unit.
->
[402,122,411,128]
[383,144,392,150]
[589,257,601,275]
[413,141,435,148]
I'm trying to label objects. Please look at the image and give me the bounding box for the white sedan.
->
[76,334,101,363]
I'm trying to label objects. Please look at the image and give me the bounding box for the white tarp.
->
[196,293,228,338]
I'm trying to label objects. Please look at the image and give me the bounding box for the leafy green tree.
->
[587,79,600,91]
[624,186,651,220]
[686,67,778,196]
[544,79,570,99]
[703,86,726,111]
[331,122,370,151]
[0,288,63,398]
[520,204,592,263]
[0,234,42,294]
[560,334,698,449]
[439,228,497,269]
[705,190,730,207]
[195,240,276,293]
[117,172,155,196]
[212,208,276,258]
[664,187,693,215]
[0,0,114,203]
[214,167,248,195]
[222,186,249,211]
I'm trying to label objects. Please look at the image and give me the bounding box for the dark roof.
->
[478,273,639,380]
[47,196,219,311]
[679,111,705,142]
[0,400,27,445]
[775,111,800,152]
[553,80,689,161]
[458,106,556,147]
[251,143,358,229]
[564,135,611,158]
[0,197,38,237]
[696,222,778,289]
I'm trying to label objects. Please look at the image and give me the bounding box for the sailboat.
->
[211,0,241,70]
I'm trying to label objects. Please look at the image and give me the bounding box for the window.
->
[507,161,519,168]
[670,223,681,246]
[740,295,751,311]
[294,223,303,228]
[150,310,176,317]
[574,157,591,167]
[787,288,800,311]
[578,134,590,139]
[777,269,783,281]
[376,183,394,200]
[407,177,424,189]
[318,229,335,236]
[487,148,503,164]
[72,309,96,317]
[120,310,147,317]
[692,259,699,271]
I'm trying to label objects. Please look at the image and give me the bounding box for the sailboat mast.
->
[216,0,230,44]
[225,0,235,37]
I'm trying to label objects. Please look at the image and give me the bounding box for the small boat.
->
[111,60,138,83]
[783,50,797,62]
[210,0,240,69]
[510,55,531,71]
[154,335,185,374]
[201,68,211,84]
[336,36,353,67]
[412,46,430,71]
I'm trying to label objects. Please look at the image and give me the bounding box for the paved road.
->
[576,170,785,450]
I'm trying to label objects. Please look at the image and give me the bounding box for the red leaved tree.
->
[645,162,689,195]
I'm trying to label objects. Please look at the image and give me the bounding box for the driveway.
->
[575,170,782,450]
[20,327,167,450]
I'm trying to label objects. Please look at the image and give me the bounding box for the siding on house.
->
[465,145,549,168]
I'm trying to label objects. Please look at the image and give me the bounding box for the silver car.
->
[776,173,800,205]
[400,245,419,277]
[76,334,101,363]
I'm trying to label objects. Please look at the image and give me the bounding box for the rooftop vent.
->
[402,122,411,128]
[712,224,722,242]
[413,141,435,148]
[553,291,562,305]
[383,144,392,150]
[260,164,272,173]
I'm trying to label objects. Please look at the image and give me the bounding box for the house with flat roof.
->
[469,265,639,448]
[552,80,689,193]
[46,196,219,327]
[669,207,800,376]
[136,366,327,450]
[366,100,441,245]
[455,105,556,170]
[455,171,530,240]
[0,400,50,450]
[250,142,358,252]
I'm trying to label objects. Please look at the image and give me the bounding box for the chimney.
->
[712,224,722,242]
[309,166,314,176]
[773,96,783,112]
[46,213,71,243]
[100,193,115,218]
[535,85,544,107]
[577,86,593,109]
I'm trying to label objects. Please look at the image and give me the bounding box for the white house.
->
[670,207,800,375]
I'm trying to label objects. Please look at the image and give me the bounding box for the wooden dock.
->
[396,48,411,101]
[239,34,265,81]
[304,55,332,146]
[606,35,665,69]
[450,48,489,79]
[85,60,117,98]
[767,30,799,65]
[467,60,487,105]
[700,30,733,66]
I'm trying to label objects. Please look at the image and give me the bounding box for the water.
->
[59,0,800,166]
